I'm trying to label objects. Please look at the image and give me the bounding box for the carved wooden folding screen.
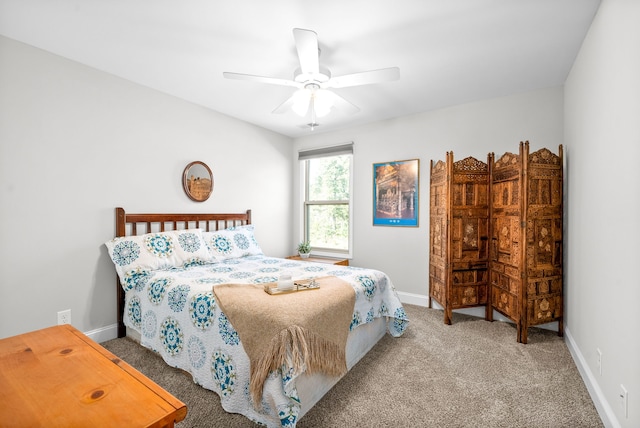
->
[429,152,490,325]
[488,141,563,343]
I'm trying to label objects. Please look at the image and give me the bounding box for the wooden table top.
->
[0,324,187,427]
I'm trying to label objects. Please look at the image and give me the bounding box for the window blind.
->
[298,142,353,160]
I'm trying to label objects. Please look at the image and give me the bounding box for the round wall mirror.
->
[183,161,213,202]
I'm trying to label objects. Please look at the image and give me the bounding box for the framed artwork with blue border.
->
[373,159,419,227]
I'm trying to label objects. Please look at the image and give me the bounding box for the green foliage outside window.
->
[308,156,349,201]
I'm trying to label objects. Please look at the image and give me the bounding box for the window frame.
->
[299,144,354,258]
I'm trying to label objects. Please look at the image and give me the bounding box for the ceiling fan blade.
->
[223,72,300,88]
[293,28,320,75]
[331,92,360,115]
[273,88,358,117]
[325,67,400,89]
[272,94,298,114]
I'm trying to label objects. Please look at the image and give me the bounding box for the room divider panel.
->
[428,152,491,325]
[429,142,563,343]
[488,142,563,343]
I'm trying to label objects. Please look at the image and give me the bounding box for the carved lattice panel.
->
[431,217,445,258]
[524,146,563,336]
[492,287,517,316]
[429,158,449,317]
[429,153,490,325]
[488,142,563,343]
[489,147,523,326]
[527,295,562,324]
[429,214,447,305]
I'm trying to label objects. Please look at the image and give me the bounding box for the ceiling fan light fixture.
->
[291,88,311,116]
[312,88,335,117]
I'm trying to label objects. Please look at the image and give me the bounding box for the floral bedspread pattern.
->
[121,255,408,427]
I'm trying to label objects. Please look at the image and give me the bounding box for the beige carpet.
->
[102,305,603,427]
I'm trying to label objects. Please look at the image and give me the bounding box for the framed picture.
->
[373,159,419,226]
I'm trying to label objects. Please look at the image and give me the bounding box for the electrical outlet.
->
[57,309,71,325]
[620,385,628,418]
[596,348,602,375]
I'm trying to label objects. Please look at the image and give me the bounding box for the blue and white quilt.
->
[106,228,408,427]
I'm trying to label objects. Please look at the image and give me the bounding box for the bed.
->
[106,207,408,427]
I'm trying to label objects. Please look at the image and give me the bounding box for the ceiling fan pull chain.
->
[310,97,317,130]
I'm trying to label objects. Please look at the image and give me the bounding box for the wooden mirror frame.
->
[182,161,213,202]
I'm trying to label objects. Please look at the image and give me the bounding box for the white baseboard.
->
[397,291,429,307]
[84,323,118,344]
[564,327,619,428]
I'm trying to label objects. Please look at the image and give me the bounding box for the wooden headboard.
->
[114,207,252,338]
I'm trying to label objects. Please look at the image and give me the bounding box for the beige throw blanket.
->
[213,276,355,405]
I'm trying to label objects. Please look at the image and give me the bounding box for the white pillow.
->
[105,229,213,286]
[202,224,263,261]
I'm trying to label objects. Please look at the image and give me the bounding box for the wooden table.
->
[0,324,186,427]
[286,255,349,266]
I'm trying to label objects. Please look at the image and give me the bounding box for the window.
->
[299,143,353,256]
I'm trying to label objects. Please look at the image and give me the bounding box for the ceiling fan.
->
[223,28,400,128]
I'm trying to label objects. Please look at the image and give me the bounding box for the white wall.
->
[0,36,294,340]
[564,1,640,427]
[293,87,564,300]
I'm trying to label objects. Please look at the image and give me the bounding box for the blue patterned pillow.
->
[105,229,213,284]
[202,225,263,261]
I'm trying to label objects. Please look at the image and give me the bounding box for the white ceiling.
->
[0,0,601,138]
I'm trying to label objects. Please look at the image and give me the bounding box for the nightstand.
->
[286,255,349,266]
